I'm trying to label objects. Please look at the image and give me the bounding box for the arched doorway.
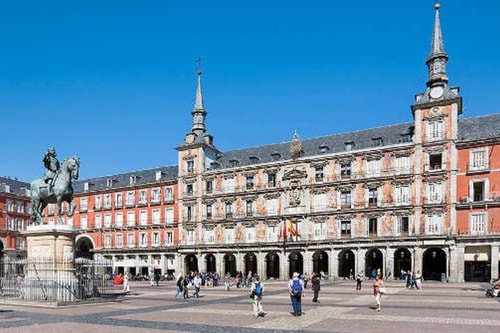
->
[184,254,198,274]
[312,250,329,275]
[205,253,216,273]
[423,247,447,281]
[244,253,257,275]
[365,249,383,278]
[288,251,303,278]
[338,250,355,278]
[223,253,237,276]
[394,248,412,279]
[75,237,94,259]
[265,252,279,279]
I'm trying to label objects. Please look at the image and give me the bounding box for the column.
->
[385,247,395,280]
[303,249,313,275]
[491,243,499,281]
[257,252,266,277]
[413,247,423,273]
[279,251,288,280]
[330,248,339,278]
[356,248,367,276]
[450,243,464,283]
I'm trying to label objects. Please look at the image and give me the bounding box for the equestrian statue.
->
[30,147,80,224]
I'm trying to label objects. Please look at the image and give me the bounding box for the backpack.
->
[255,282,262,296]
[291,279,303,296]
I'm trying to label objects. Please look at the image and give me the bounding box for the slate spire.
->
[425,3,449,87]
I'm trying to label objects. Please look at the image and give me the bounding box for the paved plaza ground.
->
[0,278,499,333]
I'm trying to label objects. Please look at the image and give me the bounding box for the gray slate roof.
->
[0,176,30,196]
[457,113,500,141]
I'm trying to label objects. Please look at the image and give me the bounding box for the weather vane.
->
[197,56,202,75]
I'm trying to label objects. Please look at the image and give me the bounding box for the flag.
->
[287,220,300,237]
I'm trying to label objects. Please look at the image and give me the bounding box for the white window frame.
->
[104,234,111,249]
[469,149,488,171]
[427,119,445,141]
[116,234,123,248]
[425,214,442,235]
[80,215,88,229]
[470,212,487,235]
[313,221,326,240]
[115,212,123,227]
[152,209,161,224]
[127,233,135,248]
[127,211,135,226]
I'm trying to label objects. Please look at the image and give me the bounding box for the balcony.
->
[467,163,490,174]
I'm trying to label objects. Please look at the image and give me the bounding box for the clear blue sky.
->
[1,0,499,182]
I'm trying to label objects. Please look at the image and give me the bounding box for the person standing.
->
[193,273,202,299]
[311,272,321,303]
[356,271,364,291]
[250,274,265,317]
[373,274,385,312]
[289,272,304,316]
[123,271,130,293]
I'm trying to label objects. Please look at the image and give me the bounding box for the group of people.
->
[401,269,423,290]
[175,272,203,299]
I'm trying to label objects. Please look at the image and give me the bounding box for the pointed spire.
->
[194,59,204,110]
[191,57,207,134]
[426,3,449,87]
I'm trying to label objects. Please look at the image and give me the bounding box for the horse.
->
[30,156,80,224]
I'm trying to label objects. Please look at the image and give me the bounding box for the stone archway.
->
[312,250,329,275]
[422,247,447,281]
[338,250,355,278]
[205,253,216,273]
[365,248,383,278]
[223,253,237,277]
[75,236,94,259]
[244,252,257,275]
[184,254,198,274]
[265,252,280,279]
[288,251,303,278]
[394,248,412,279]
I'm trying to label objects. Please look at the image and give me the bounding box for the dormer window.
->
[344,141,354,151]
[84,182,89,191]
[229,160,239,168]
[401,133,412,143]
[372,137,383,147]
[155,170,162,181]
[106,179,113,188]
[210,162,220,170]
[249,156,259,164]
[130,175,137,185]
[319,144,329,154]
[271,153,282,161]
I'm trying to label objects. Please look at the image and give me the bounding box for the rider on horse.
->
[43,147,60,192]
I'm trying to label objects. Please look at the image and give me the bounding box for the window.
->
[95,195,102,209]
[266,225,278,242]
[224,178,235,192]
[106,179,113,187]
[365,159,381,177]
[469,149,488,171]
[186,230,195,245]
[340,190,352,208]
[139,211,147,226]
[80,198,88,211]
[395,156,411,174]
[84,182,89,191]
[165,208,174,224]
[395,216,410,235]
[186,160,194,173]
[95,214,102,228]
[152,232,160,247]
[266,198,278,215]
[152,209,160,224]
[428,152,443,171]
[205,180,213,193]
[104,194,111,208]
[225,202,233,218]
[130,175,137,185]
[319,145,329,154]
[116,234,123,248]
[15,201,24,213]
[471,181,485,202]
[341,221,351,238]
[344,141,354,151]
[470,213,486,235]
[139,190,147,204]
[127,233,135,247]
[15,218,24,231]
[313,193,327,211]
[115,193,123,207]
[140,233,147,247]
[245,227,256,243]
[186,184,193,196]
[249,156,259,164]
[186,206,193,221]
[368,218,377,236]
[206,204,212,219]
[205,230,215,244]
[313,221,326,240]
[104,235,111,249]
[229,160,239,168]
[372,137,383,147]
[267,173,276,188]
[165,231,173,246]
[6,200,14,212]
[427,120,444,141]
[15,237,25,249]
[152,188,160,203]
[162,187,172,202]
[368,188,378,206]
[394,185,411,205]
[80,215,88,229]
[271,153,281,161]
[401,133,412,143]
[427,182,443,203]
[225,228,234,243]
[127,212,135,226]
[115,213,123,227]
[6,217,14,230]
[155,170,162,181]
[340,163,351,179]
[104,214,111,228]
[246,201,254,216]
[126,191,135,206]
[425,214,442,235]
[246,175,254,189]
[315,166,324,181]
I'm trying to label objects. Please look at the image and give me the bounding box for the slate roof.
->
[72,165,178,194]
[0,176,30,196]
[209,113,500,170]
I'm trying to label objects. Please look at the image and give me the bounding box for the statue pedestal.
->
[21,225,78,302]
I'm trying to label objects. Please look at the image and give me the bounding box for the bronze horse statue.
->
[30,156,80,224]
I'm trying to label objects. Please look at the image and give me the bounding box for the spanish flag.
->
[287,220,300,237]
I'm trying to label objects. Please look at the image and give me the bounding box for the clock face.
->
[430,86,444,99]
[185,134,195,144]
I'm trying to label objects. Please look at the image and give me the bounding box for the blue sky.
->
[1,0,499,182]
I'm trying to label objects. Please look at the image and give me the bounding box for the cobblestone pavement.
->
[1,279,498,333]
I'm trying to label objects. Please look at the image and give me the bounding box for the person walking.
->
[311,272,321,303]
[250,274,266,317]
[174,273,184,298]
[373,274,385,312]
[193,273,202,299]
[122,271,130,293]
[289,272,304,316]
[356,271,364,290]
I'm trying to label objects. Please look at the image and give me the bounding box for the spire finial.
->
[196,56,202,76]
